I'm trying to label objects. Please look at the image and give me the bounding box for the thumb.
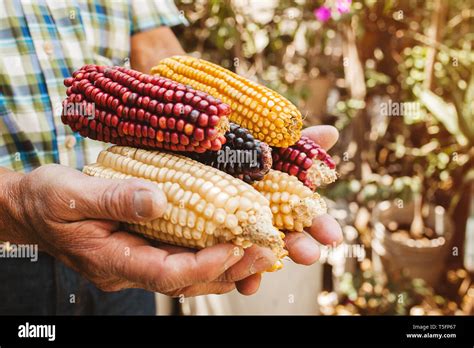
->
[77,175,168,223]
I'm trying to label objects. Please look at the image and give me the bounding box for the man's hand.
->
[131,125,343,296]
[0,125,340,297]
[284,125,343,263]
[230,125,343,294]
[0,165,277,297]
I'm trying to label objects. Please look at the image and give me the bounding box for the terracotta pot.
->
[371,201,454,287]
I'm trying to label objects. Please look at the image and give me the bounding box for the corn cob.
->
[62,64,230,153]
[272,136,337,190]
[151,56,303,147]
[253,170,327,232]
[188,122,272,184]
[83,146,286,259]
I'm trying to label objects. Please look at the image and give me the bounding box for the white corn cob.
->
[83,146,287,259]
[253,170,327,232]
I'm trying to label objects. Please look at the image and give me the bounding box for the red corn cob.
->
[272,136,338,190]
[61,64,230,152]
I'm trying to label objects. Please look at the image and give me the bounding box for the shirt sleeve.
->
[130,0,188,35]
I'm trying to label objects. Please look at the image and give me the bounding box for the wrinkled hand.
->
[0,164,277,297]
[0,125,340,297]
[231,125,343,294]
[284,125,342,263]
[139,125,343,296]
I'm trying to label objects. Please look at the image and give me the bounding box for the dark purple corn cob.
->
[272,136,337,190]
[190,123,272,184]
[61,64,230,152]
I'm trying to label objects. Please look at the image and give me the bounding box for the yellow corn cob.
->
[83,146,286,259]
[253,170,327,232]
[151,56,303,147]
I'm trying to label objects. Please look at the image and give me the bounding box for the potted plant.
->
[372,196,454,287]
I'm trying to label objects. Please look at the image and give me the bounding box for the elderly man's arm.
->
[0,163,285,295]
[130,27,185,73]
[0,168,24,241]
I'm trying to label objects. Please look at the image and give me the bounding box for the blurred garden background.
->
[171,0,473,315]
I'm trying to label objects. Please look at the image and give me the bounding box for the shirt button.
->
[43,41,54,55]
[65,135,77,149]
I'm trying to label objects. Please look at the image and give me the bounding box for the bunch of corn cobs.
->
[61,56,338,270]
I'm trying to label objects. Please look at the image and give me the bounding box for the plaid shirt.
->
[0,0,186,173]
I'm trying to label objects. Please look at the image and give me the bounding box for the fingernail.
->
[249,255,276,275]
[133,190,155,218]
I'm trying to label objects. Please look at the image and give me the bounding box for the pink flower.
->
[336,0,352,14]
[314,6,332,22]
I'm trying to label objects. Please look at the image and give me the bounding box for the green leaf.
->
[418,90,468,146]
